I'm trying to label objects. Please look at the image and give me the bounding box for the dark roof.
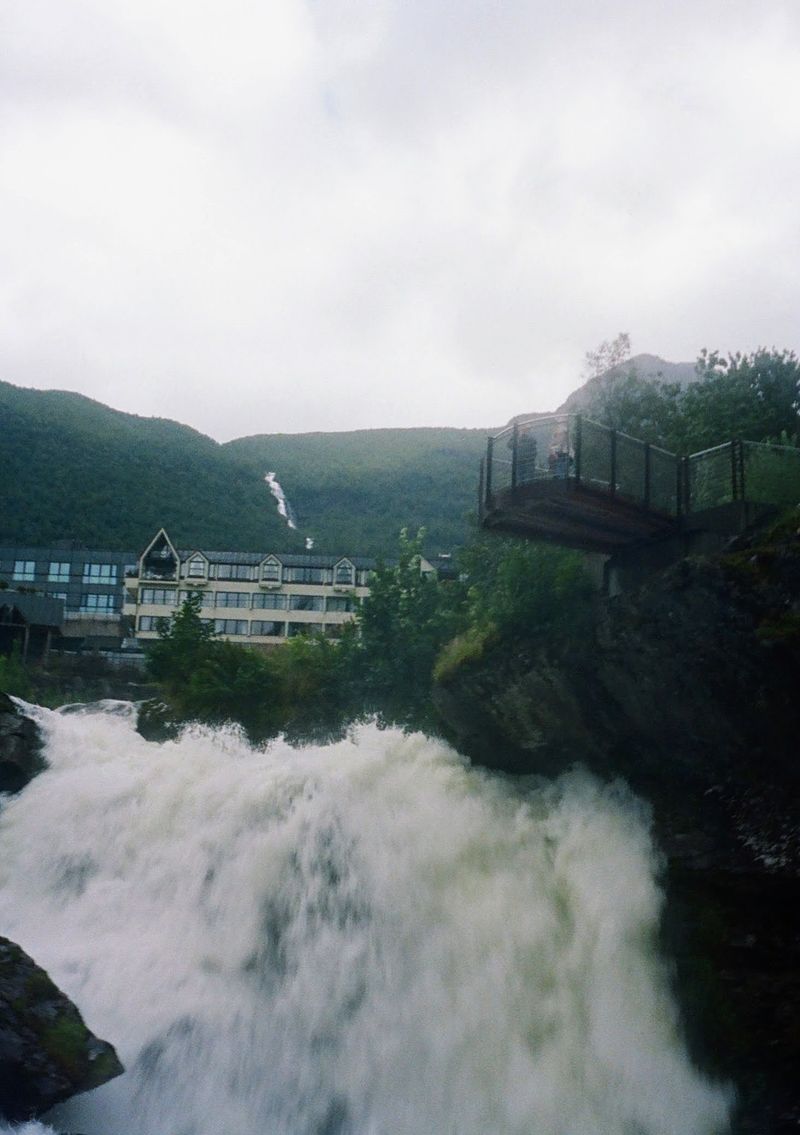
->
[0,544,136,562]
[0,591,64,627]
[178,550,377,569]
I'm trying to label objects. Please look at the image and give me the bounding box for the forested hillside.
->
[0,382,303,553]
[223,428,490,555]
[0,382,489,555]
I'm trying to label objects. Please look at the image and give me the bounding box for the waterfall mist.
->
[0,703,730,1134]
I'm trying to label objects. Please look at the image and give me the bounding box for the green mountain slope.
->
[222,428,490,555]
[0,382,303,553]
[0,382,490,555]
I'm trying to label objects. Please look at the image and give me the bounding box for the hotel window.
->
[47,592,67,603]
[139,588,177,606]
[186,556,206,579]
[261,560,281,582]
[215,591,250,608]
[48,561,71,583]
[287,622,324,637]
[13,560,36,581]
[252,592,287,610]
[250,620,285,637]
[326,596,354,613]
[213,619,248,635]
[335,562,354,585]
[214,564,255,581]
[284,566,329,584]
[83,563,117,585]
[179,590,214,607]
[80,593,116,613]
[289,594,324,611]
[138,615,170,632]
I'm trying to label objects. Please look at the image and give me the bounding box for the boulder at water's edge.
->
[0,691,45,794]
[0,936,124,1121]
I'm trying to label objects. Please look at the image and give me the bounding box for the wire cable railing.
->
[481,415,800,521]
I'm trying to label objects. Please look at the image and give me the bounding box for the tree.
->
[583,333,632,380]
[145,593,217,701]
[685,348,800,450]
[355,529,463,716]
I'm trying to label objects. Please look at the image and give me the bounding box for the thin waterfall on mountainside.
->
[0,702,731,1135]
[265,471,298,529]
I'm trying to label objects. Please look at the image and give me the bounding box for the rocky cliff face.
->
[0,691,45,795]
[433,513,800,1132]
[0,936,123,1122]
[434,516,800,854]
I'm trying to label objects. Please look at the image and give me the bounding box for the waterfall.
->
[265,472,297,530]
[0,703,730,1135]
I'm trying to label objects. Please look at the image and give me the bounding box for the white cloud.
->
[0,0,798,439]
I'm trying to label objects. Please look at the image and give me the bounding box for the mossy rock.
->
[0,936,123,1121]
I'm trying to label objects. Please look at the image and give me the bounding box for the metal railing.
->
[482,415,800,520]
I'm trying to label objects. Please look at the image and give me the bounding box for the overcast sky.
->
[1,1,798,441]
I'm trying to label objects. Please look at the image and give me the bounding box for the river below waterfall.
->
[0,701,730,1134]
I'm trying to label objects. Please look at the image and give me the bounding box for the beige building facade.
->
[124,530,380,648]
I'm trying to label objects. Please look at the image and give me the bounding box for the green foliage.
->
[684,348,800,450]
[0,644,32,700]
[144,596,357,740]
[432,623,496,684]
[456,533,594,644]
[355,529,463,716]
[146,594,217,698]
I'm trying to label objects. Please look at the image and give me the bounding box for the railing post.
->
[609,429,617,497]
[478,457,485,519]
[731,438,744,500]
[574,415,582,486]
[677,456,686,516]
[643,442,651,511]
[510,421,519,500]
[485,436,494,509]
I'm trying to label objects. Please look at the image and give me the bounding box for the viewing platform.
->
[479,414,800,555]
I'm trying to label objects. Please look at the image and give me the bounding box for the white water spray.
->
[265,471,297,530]
[0,703,730,1135]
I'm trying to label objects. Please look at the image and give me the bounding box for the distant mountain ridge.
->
[556,353,698,414]
[507,354,698,425]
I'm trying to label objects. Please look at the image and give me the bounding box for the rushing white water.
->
[265,471,298,530]
[0,703,730,1135]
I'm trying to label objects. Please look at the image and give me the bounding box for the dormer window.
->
[261,559,281,583]
[187,555,206,579]
[335,561,354,586]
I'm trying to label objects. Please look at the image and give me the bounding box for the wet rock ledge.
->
[0,690,45,794]
[0,935,123,1122]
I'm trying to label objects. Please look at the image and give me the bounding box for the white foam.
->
[0,704,731,1134]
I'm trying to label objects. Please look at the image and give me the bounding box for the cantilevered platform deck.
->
[479,415,800,555]
[481,478,677,554]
